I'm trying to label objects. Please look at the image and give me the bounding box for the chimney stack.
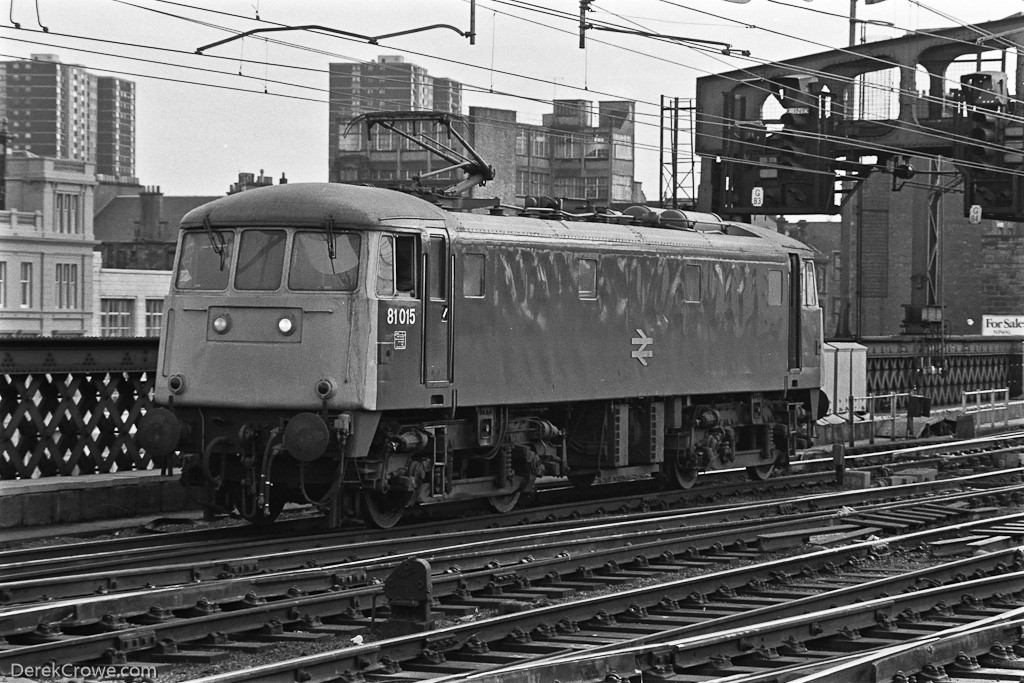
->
[138,185,165,241]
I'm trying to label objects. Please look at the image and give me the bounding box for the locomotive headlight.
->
[212,314,231,334]
[278,316,295,335]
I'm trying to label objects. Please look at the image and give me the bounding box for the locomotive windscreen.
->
[236,230,286,290]
[174,228,361,292]
[175,230,234,290]
[288,232,360,291]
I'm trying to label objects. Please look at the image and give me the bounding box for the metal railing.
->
[839,392,913,446]
[962,388,1011,430]
[829,386,1013,447]
[1,337,159,480]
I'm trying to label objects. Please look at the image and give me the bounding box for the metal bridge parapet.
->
[1,337,159,480]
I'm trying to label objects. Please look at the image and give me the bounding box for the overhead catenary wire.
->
[650,0,1024,120]
[0,0,1003,174]
[484,0,1024,167]
[4,1,1023,186]
[107,0,1024,158]
[573,1,1024,177]
[0,33,980,186]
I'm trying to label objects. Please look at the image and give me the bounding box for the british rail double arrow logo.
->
[631,329,653,366]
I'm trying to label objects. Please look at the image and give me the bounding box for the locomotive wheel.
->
[746,463,776,481]
[667,457,699,489]
[487,490,521,513]
[567,472,597,490]
[362,491,405,528]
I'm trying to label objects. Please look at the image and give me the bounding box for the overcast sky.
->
[3,0,1022,197]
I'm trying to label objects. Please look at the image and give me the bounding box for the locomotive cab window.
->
[176,230,235,290]
[577,258,597,299]
[235,229,286,290]
[463,253,485,298]
[289,231,360,291]
[376,234,417,298]
[767,269,783,306]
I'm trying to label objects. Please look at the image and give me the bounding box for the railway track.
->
[5,429,1021,575]
[146,502,1024,682]
[2,471,1023,680]
[1,465,1019,598]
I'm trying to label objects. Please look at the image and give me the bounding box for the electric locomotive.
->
[138,182,824,527]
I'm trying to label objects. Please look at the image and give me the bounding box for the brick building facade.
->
[792,166,1017,339]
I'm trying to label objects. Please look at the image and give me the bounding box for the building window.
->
[554,177,575,199]
[515,130,528,156]
[19,262,33,308]
[612,176,632,201]
[554,177,606,200]
[529,172,549,196]
[55,263,79,309]
[555,135,580,159]
[613,133,633,160]
[0,262,6,308]
[584,177,605,199]
[531,134,548,158]
[584,137,610,158]
[101,299,135,337]
[145,299,163,336]
[55,192,81,234]
[516,170,528,196]
[372,129,397,151]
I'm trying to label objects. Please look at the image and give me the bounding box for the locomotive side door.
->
[423,230,451,385]
[788,253,802,370]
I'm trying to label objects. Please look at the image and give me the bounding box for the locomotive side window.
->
[463,253,485,298]
[288,231,360,291]
[235,230,286,290]
[683,264,702,303]
[376,234,417,297]
[577,258,597,299]
[767,269,783,306]
[395,235,417,295]
[427,236,447,301]
[803,261,818,306]
[376,235,395,296]
[175,230,235,290]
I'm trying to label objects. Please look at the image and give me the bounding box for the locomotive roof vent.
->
[624,205,726,233]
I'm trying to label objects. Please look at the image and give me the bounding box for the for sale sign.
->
[982,314,1024,336]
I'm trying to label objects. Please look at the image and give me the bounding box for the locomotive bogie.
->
[136,184,826,527]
